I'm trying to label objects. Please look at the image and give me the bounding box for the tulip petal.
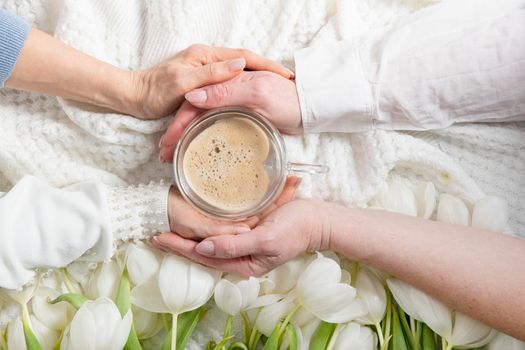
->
[255,297,294,336]
[30,316,60,350]
[86,260,120,299]
[436,194,470,226]
[159,255,190,313]
[110,310,133,350]
[126,242,163,286]
[89,298,123,349]
[415,182,436,219]
[214,279,242,316]
[132,306,163,339]
[7,318,27,350]
[247,293,284,310]
[334,323,377,350]
[181,261,221,312]
[31,287,70,331]
[409,283,453,339]
[236,277,260,309]
[355,267,387,325]
[131,276,169,313]
[301,284,365,323]
[69,303,96,350]
[488,332,525,350]
[450,312,493,347]
[471,196,508,232]
[297,257,341,291]
[387,279,422,321]
[369,176,417,216]
[262,255,311,294]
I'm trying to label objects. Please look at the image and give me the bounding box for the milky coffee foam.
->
[183,116,270,211]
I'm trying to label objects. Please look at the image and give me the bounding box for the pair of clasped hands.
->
[140,45,331,276]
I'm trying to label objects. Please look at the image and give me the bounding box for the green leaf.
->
[391,305,410,350]
[213,336,234,350]
[114,267,142,350]
[309,322,337,350]
[228,342,249,350]
[161,330,172,350]
[420,323,437,350]
[206,340,217,350]
[22,320,42,350]
[284,324,298,350]
[50,293,88,310]
[262,321,282,350]
[398,308,416,350]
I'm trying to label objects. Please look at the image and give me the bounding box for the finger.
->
[209,47,294,79]
[151,233,264,276]
[260,176,301,217]
[159,102,203,162]
[185,58,247,92]
[184,79,254,110]
[193,227,270,259]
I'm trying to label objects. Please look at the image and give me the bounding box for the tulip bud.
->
[436,193,470,226]
[86,260,121,299]
[333,323,377,350]
[471,196,508,232]
[31,287,72,331]
[126,242,164,286]
[60,297,132,350]
[214,275,259,316]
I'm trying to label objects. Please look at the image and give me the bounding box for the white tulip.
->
[261,255,311,294]
[333,323,377,350]
[60,297,132,350]
[86,260,121,299]
[66,261,96,292]
[131,255,220,315]
[31,287,72,331]
[296,256,366,323]
[488,332,525,350]
[214,275,260,316]
[255,297,294,336]
[369,176,417,216]
[471,196,508,232]
[387,278,493,348]
[436,193,470,226]
[132,305,163,340]
[8,316,60,350]
[298,319,321,350]
[355,267,387,326]
[126,242,163,286]
[415,182,436,219]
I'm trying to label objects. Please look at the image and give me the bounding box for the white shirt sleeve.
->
[294,0,525,132]
[0,176,170,290]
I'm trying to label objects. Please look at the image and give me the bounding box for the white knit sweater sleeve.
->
[294,0,525,132]
[0,176,170,290]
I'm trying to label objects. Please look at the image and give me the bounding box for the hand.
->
[159,71,302,162]
[152,197,337,277]
[165,176,301,241]
[128,45,294,120]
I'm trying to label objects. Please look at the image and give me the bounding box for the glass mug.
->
[173,107,328,220]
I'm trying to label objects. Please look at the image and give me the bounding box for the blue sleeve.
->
[0,9,30,88]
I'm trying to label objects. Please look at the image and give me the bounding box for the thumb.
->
[186,57,246,91]
[184,78,253,109]
[195,227,268,259]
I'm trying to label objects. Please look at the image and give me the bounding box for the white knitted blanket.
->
[0,0,523,234]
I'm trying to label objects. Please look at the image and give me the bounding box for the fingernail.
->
[228,58,246,72]
[196,241,215,256]
[185,90,207,103]
[158,135,165,148]
[159,152,166,163]
[285,68,295,79]
[236,226,251,234]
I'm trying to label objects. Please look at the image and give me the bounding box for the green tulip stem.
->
[350,261,360,287]
[279,304,301,334]
[374,321,385,348]
[59,268,77,294]
[223,314,234,338]
[171,313,179,350]
[445,342,453,350]
[410,317,416,339]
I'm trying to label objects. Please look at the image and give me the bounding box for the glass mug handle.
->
[287,162,329,175]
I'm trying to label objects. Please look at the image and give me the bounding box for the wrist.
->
[93,65,138,117]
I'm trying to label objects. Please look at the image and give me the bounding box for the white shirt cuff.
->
[294,39,375,133]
